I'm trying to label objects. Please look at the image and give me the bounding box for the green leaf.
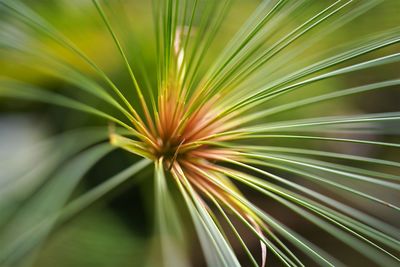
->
[0,143,114,265]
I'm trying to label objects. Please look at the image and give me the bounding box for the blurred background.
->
[0,0,399,266]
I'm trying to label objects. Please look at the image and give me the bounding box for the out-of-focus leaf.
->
[0,143,114,265]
